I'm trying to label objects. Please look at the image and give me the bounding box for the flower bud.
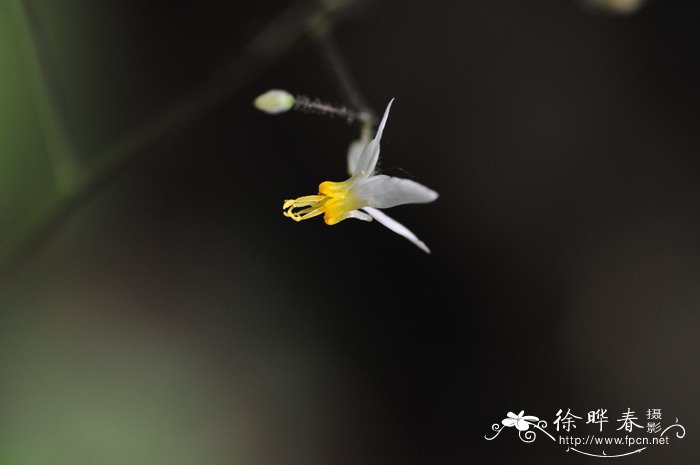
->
[254,90,295,114]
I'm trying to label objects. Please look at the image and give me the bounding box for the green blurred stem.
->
[8,0,83,194]
[0,0,364,283]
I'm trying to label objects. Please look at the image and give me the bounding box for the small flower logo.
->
[502,411,540,431]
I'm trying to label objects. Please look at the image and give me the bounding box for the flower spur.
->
[283,99,438,253]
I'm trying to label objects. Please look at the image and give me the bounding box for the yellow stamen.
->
[282,178,367,225]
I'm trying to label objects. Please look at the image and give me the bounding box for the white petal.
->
[516,419,530,431]
[356,175,438,209]
[345,209,373,222]
[502,419,517,427]
[346,139,368,176]
[363,207,431,253]
[353,99,394,177]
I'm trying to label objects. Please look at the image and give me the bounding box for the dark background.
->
[0,0,698,464]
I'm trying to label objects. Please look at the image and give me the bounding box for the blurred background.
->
[0,0,698,463]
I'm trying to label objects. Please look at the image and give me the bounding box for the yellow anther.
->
[282,179,366,225]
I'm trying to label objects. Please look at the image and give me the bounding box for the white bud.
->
[254,90,295,114]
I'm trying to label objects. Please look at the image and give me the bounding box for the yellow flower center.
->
[283,178,366,225]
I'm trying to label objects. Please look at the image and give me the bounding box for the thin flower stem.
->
[0,0,364,284]
[293,94,359,123]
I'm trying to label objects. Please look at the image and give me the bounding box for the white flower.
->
[502,411,539,431]
[282,99,438,253]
